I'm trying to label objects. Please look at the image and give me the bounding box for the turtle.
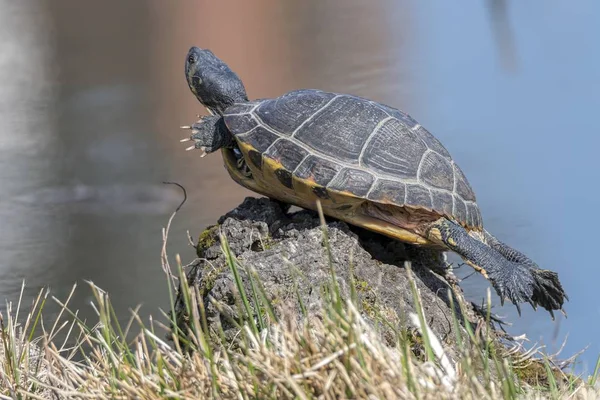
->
[181,46,567,317]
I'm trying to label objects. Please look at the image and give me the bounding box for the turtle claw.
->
[561,308,568,318]
[181,118,208,150]
[489,263,567,316]
[180,115,232,157]
[180,118,212,154]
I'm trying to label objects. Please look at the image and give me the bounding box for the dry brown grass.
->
[0,255,598,399]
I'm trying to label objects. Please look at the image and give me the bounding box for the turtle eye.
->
[188,54,197,64]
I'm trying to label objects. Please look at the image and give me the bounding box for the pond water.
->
[0,0,598,372]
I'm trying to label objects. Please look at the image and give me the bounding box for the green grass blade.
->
[221,233,258,336]
[406,263,435,363]
[589,353,600,387]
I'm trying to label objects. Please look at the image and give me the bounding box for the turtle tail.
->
[425,218,568,318]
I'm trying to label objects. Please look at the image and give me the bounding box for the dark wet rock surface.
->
[173,197,497,358]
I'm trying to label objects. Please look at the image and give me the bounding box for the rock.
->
[174,197,484,354]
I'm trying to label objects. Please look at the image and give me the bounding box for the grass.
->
[1,209,599,398]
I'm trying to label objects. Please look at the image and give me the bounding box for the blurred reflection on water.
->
[0,0,598,371]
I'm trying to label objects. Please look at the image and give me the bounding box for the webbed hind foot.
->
[487,261,566,318]
[481,230,567,318]
[426,218,567,317]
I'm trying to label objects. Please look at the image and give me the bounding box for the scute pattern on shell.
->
[223,89,482,228]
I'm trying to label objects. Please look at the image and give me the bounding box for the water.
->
[0,0,598,372]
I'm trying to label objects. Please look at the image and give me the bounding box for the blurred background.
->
[1,0,598,372]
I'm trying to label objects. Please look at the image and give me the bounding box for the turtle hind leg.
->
[481,230,568,314]
[425,218,567,317]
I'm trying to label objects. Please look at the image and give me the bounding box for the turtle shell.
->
[223,89,482,230]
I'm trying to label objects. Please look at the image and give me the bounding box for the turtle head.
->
[185,47,248,115]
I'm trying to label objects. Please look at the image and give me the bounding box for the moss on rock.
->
[197,225,220,258]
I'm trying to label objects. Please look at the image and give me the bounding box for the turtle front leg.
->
[181,115,234,156]
[273,199,292,214]
[425,218,567,317]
